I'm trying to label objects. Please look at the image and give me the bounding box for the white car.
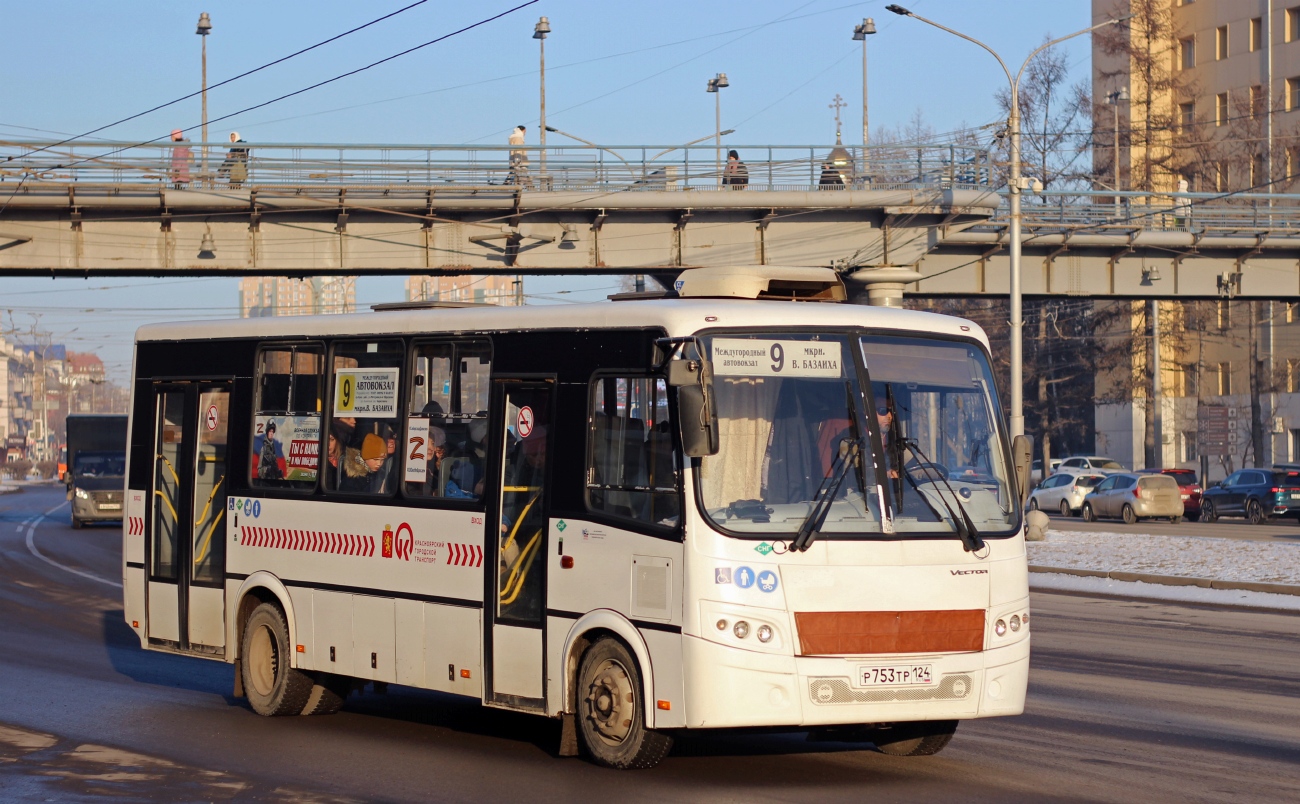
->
[1055,455,1127,477]
[1028,473,1106,516]
[1030,458,1061,487]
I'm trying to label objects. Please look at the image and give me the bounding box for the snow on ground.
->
[1030,573,1300,612]
[1027,528,1300,585]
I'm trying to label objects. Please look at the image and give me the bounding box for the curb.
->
[1029,565,1300,598]
[0,486,23,496]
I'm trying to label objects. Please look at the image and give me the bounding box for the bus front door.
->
[486,380,553,711]
[146,382,231,655]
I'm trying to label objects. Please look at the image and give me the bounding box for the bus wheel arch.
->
[231,572,298,667]
[560,611,656,727]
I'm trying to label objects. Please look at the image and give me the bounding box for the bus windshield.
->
[863,336,1015,535]
[697,332,1016,538]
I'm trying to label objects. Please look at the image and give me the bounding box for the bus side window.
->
[586,376,680,528]
[404,340,490,501]
[250,343,324,492]
[329,340,404,497]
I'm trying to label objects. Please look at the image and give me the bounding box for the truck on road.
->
[65,414,128,528]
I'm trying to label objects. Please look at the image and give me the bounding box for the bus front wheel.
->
[240,602,314,717]
[576,636,672,769]
[872,720,958,756]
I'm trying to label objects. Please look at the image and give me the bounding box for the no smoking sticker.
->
[205,405,220,431]
[517,406,534,438]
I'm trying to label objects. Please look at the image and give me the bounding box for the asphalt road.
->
[2,483,1298,802]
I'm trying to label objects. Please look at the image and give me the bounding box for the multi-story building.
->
[239,277,356,317]
[1089,1,1300,478]
[0,336,34,461]
[405,275,522,306]
[1094,0,1300,193]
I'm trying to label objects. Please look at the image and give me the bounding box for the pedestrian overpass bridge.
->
[2,138,1299,300]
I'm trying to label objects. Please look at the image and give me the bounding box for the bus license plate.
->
[858,664,933,687]
[99,503,122,510]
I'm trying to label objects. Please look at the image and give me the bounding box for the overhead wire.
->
[14,0,435,161]
[44,1,540,174]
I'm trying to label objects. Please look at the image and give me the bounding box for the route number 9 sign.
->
[710,338,843,378]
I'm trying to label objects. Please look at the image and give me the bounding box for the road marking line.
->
[25,508,121,589]
[16,515,34,533]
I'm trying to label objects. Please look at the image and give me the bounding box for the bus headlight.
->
[994,618,1007,637]
[716,619,728,631]
[1009,615,1021,632]
[756,624,773,643]
[733,620,750,639]
[75,487,90,500]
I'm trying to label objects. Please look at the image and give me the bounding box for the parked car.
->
[1029,472,1105,516]
[1056,455,1127,477]
[1030,458,1061,487]
[1135,468,1203,521]
[1201,468,1300,524]
[1082,472,1184,524]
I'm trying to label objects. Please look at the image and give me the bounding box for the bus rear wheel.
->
[240,602,314,717]
[872,720,958,756]
[576,637,672,769]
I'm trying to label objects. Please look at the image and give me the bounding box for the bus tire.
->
[301,672,350,716]
[71,517,83,530]
[576,636,672,769]
[240,602,313,717]
[873,720,958,756]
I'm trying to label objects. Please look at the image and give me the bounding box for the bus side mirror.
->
[1012,434,1034,507]
[669,358,718,457]
[677,384,718,457]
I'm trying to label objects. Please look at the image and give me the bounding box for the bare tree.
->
[1095,0,1189,194]
[997,37,1092,197]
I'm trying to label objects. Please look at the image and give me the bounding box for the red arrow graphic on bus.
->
[238,526,381,560]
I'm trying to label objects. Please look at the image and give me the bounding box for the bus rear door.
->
[147,382,231,655]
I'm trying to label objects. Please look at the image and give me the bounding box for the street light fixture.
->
[197,12,212,189]
[544,126,634,179]
[534,16,551,178]
[887,4,1127,440]
[852,17,876,170]
[707,73,730,185]
[1106,86,1130,217]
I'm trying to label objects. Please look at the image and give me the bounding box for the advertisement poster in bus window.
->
[253,415,321,481]
[333,368,399,416]
[711,338,843,378]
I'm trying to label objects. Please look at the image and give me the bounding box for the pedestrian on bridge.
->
[169,129,192,190]
[218,132,248,189]
[723,150,748,189]
[819,161,844,189]
[507,125,530,187]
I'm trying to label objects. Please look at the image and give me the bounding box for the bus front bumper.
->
[680,633,1029,729]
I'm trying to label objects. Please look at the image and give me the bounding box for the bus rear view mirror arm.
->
[1012,434,1034,508]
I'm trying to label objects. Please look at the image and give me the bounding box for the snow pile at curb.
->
[1030,572,1300,612]
[1027,528,1300,585]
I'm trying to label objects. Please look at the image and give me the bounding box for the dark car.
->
[1201,468,1300,524]
[1135,468,1203,521]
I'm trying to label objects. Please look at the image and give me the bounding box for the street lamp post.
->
[534,16,551,179]
[886,4,1127,440]
[197,12,212,188]
[706,72,729,185]
[853,18,876,171]
[1106,86,1129,217]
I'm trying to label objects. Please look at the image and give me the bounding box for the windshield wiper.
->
[791,438,862,553]
[901,438,985,553]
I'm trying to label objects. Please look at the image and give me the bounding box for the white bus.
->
[122,266,1032,769]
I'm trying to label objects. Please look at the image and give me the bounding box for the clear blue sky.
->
[1,0,1090,382]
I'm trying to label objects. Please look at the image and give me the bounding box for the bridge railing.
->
[990,190,1300,233]
[0,139,995,192]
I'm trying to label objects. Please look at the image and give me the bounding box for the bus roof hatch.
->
[674,266,846,302]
